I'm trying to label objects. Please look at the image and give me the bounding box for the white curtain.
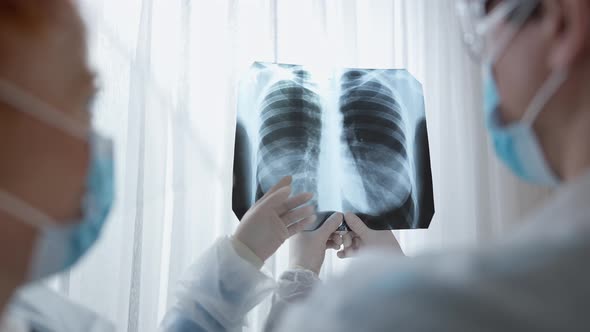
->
[57,1,550,331]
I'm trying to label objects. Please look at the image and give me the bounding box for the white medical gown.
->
[2,284,116,332]
[163,170,590,332]
[160,236,320,332]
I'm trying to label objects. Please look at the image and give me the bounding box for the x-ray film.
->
[233,62,434,230]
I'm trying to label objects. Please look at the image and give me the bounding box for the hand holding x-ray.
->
[337,213,403,259]
[288,213,344,274]
[233,176,317,263]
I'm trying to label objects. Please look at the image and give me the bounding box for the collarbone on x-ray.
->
[233,62,434,231]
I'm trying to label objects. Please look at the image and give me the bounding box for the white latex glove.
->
[337,212,403,259]
[289,213,344,275]
[234,176,317,263]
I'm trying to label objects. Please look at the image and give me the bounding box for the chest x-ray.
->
[233,62,434,230]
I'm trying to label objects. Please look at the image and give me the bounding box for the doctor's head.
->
[0,0,100,307]
[459,0,590,185]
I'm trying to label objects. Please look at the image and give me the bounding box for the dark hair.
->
[0,0,72,35]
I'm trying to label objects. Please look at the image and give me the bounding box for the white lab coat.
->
[159,236,319,331]
[0,315,28,332]
[1,284,116,332]
[163,170,590,331]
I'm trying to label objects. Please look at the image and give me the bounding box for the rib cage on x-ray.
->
[256,70,321,205]
[340,70,415,227]
[233,62,434,231]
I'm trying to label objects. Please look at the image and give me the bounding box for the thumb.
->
[319,213,344,237]
[345,213,368,237]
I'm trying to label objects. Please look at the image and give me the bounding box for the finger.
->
[317,213,344,236]
[287,215,317,237]
[330,233,343,246]
[279,192,314,214]
[337,249,352,259]
[337,246,356,259]
[261,186,292,209]
[326,240,341,250]
[282,205,316,226]
[261,176,292,200]
[342,232,354,248]
[352,237,362,251]
[344,213,368,238]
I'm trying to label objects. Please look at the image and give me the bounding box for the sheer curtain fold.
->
[63,1,550,331]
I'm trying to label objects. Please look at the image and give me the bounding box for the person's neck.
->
[0,216,35,314]
[0,278,15,314]
[543,69,590,182]
[559,114,590,181]
[545,86,590,181]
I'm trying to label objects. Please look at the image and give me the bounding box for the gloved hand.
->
[288,213,344,275]
[337,212,403,259]
[234,176,317,263]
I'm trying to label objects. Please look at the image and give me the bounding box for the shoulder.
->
[0,316,28,332]
[280,232,590,331]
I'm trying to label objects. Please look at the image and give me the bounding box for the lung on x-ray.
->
[232,62,434,230]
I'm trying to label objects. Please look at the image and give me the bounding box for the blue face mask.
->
[483,65,565,187]
[0,80,115,281]
[27,135,115,280]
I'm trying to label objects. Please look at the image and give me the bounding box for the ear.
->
[548,0,590,69]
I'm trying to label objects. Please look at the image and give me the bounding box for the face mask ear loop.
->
[478,0,519,35]
[521,69,569,126]
[484,0,541,64]
[0,189,55,229]
[0,80,89,140]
